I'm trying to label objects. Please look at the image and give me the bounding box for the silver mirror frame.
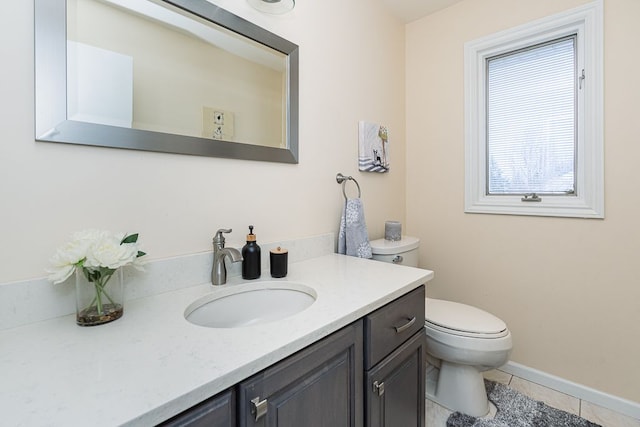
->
[35,0,299,163]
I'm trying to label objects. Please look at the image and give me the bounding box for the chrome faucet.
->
[212,228,243,286]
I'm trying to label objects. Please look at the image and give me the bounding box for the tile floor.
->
[426,368,640,427]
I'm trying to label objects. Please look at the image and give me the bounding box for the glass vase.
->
[75,267,124,326]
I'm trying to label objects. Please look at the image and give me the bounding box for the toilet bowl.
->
[424,298,512,416]
[370,236,513,417]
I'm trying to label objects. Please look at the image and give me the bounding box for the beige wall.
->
[0,0,406,283]
[406,0,640,403]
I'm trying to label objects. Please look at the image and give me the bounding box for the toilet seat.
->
[426,298,508,339]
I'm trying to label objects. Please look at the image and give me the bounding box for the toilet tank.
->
[369,236,420,268]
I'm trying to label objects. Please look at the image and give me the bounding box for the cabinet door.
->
[238,320,363,427]
[158,388,235,427]
[365,330,425,427]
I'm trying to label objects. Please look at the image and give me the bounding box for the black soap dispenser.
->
[242,225,261,280]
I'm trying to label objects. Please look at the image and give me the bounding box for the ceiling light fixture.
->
[247,0,295,15]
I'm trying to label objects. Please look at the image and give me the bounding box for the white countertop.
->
[0,254,433,426]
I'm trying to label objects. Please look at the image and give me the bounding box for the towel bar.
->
[336,173,362,199]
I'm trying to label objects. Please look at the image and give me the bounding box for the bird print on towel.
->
[338,198,372,258]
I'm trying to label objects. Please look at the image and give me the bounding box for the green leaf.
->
[121,233,139,244]
[137,250,146,258]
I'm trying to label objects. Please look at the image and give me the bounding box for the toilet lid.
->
[425,298,507,336]
[369,236,420,255]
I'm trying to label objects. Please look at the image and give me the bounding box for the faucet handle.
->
[213,228,232,246]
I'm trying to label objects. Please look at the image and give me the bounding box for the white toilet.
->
[369,236,513,417]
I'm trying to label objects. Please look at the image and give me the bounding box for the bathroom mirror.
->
[35,0,299,163]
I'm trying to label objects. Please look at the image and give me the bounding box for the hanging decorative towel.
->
[338,198,373,258]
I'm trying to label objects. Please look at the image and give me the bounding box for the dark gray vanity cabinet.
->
[159,389,235,427]
[156,285,427,427]
[364,286,426,427]
[237,320,364,427]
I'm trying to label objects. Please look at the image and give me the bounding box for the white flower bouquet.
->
[48,229,146,325]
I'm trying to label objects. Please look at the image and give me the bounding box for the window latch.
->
[521,193,542,202]
[579,68,585,89]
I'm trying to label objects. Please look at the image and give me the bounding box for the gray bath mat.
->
[446,380,601,427]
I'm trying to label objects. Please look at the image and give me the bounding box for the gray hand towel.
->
[338,198,372,258]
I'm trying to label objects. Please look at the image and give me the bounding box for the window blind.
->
[487,36,576,195]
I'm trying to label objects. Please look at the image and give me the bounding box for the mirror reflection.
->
[68,0,286,148]
[35,0,299,163]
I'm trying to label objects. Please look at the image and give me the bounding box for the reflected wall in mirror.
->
[35,0,299,163]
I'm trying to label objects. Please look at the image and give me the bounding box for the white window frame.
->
[464,0,603,218]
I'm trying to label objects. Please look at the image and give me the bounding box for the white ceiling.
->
[379,0,464,23]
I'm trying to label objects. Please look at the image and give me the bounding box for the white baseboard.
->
[500,361,640,420]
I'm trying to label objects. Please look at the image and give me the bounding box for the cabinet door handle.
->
[250,396,268,422]
[394,316,416,334]
[373,380,385,396]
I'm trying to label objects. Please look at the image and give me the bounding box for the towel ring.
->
[336,173,362,199]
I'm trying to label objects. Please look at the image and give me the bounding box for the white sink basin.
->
[185,282,317,328]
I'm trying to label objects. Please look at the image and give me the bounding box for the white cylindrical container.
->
[369,236,420,267]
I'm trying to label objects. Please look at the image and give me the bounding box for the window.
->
[464,1,603,218]
[488,36,576,196]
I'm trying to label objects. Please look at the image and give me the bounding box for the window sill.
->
[464,194,604,219]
